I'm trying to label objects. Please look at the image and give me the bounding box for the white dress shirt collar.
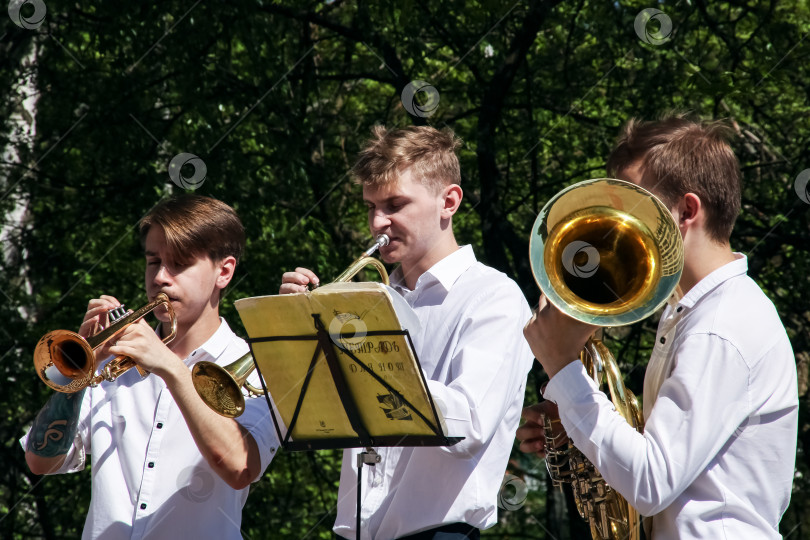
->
[676,252,748,310]
[185,317,235,366]
[390,244,476,293]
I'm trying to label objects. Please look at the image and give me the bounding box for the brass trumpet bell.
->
[530,178,684,326]
[34,293,177,393]
[192,352,264,418]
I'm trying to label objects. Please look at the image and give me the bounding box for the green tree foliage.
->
[1,1,808,538]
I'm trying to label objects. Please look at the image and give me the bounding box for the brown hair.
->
[351,125,462,192]
[606,115,741,243]
[139,194,245,265]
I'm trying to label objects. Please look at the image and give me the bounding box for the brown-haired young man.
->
[281,125,534,539]
[23,195,278,539]
[519,116,798,539]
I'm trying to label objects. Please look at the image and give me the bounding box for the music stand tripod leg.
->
[356,447,381,540]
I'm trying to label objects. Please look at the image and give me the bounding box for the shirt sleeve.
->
[425,280,534,456]
[543,332,751,516]
[19,388,93,475]
[235,387,280,483]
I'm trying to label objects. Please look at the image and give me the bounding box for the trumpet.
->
[34,293,177,393]
[529,178,683,540]
[192,234,390,417]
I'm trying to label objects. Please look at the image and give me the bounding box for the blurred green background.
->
[1,1,808,538]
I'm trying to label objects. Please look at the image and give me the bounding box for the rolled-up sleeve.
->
[235,391,280,482]
[19,388,92,475]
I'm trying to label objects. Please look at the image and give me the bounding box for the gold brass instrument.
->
[34,293,177,393]
[333,234,390,286]
[192,351,265,418]
[192,234,391,417]
[529,179,683,540]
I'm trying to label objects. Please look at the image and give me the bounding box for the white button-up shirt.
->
[333,245,535,539]
[544,254,798,539]
[21,319,279,540]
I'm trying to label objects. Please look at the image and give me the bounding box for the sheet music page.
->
[235,282,446,442]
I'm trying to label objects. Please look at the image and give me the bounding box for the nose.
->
[153,265,173,287]
[369,209,391,233]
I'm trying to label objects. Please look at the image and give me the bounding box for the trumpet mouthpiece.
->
[365,234,390,256]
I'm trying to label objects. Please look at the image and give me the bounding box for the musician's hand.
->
[517,401,568,458]
[523,295,598,378]
[106,319,181,379]
[78,295,122,338]
[280,267,320,294]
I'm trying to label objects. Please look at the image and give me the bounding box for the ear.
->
[214,256,237,290]
[675,193,701,231]
[440,184,463,219]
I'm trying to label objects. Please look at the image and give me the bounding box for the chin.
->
[380,251,400,264]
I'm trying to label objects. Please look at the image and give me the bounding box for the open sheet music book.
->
[235,282,453,449]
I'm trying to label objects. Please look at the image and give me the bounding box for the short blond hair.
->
[351,125,462,192]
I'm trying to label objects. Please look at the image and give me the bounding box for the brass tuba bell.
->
[529,178,684,540]
[192,235,391,417]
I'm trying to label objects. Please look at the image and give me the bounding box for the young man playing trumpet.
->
[281,125,534,539]
[519,116,798,539]
[22,195,278,539]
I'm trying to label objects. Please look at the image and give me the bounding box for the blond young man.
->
[519,117,798,539]
[23,195,278,539]
[281,126,534,539]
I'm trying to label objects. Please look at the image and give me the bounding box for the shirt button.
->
[140,503,147,510]
[156,423,163,429]
[660,337,666,344]
[676,306,683,313]
[148,462,155,468]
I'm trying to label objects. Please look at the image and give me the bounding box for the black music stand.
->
[237,291,462,539]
